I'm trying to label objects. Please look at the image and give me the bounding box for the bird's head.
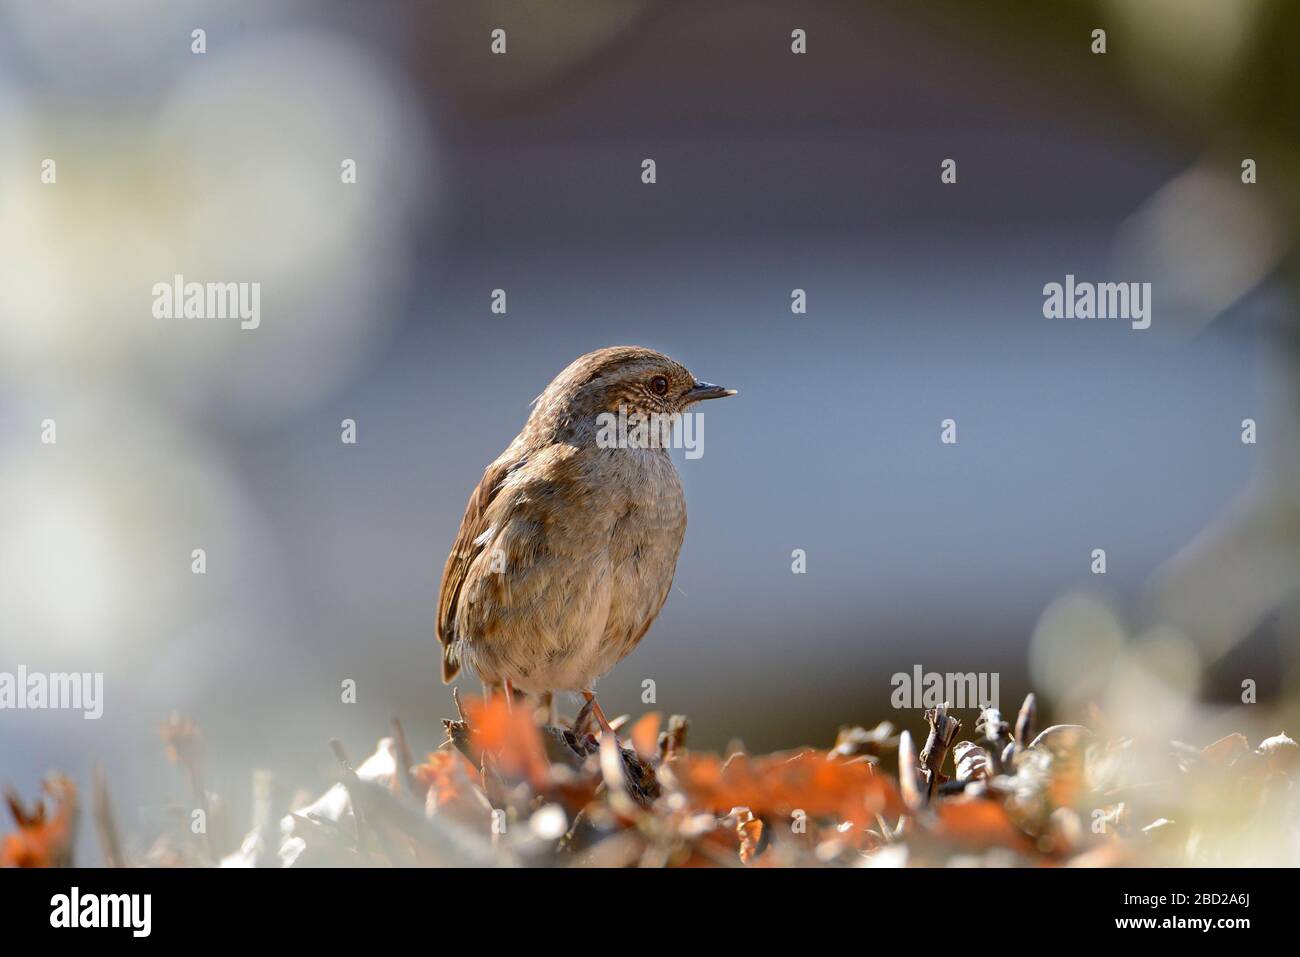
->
[531,346,737,439]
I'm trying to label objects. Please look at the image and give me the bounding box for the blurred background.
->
[1,0,1297,862]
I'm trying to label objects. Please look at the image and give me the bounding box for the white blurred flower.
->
[0,391,276,667]
[1111,160,1289,338]
[0,29,434,418]
[1029,590,1126,705]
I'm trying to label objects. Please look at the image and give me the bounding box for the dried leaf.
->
[933,796,1034,854]
[463,694,551,791]
[1255,732,1299,773]
[2,776,78,868]
[671,749,902,826]
[734,809,763,864]
[658,715,689,762]
[630,712,662,762]
[953,741,991,783]
[898,729,923,812]
[413,750,480,814]
[831,722,897,760]
[1014,693,1037,749]
[1201,732,1250,767]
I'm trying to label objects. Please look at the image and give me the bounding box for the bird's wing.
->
[437,454,523,682]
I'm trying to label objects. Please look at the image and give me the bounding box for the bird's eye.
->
[649,375,669,396]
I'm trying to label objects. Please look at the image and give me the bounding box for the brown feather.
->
[436,455,520,682]
[435,346,733,693]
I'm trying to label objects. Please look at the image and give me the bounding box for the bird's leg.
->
[581,690,620,748]
[540,691,556,728]
[572,696,597,737]
[503,678,516,713]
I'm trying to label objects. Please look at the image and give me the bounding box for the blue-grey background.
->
[1,1,1296,860]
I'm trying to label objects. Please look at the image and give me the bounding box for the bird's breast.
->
[598,448,686,661]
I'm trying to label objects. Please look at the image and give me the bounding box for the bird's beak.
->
[685,380,738,402]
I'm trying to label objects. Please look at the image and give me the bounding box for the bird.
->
[436,345,736,736]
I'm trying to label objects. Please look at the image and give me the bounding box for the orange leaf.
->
[933,796,1035,854]
[463,694,551,791]
[412,750,480,813]
[672,749,902,826]
[1202,732,1249,768]
[630,712,662,762]
[736,812,763,864]
[2,776,78,868]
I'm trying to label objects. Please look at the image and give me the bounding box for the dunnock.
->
[436,346,736,732]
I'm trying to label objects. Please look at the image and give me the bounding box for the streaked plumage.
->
[436,346,735,698]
